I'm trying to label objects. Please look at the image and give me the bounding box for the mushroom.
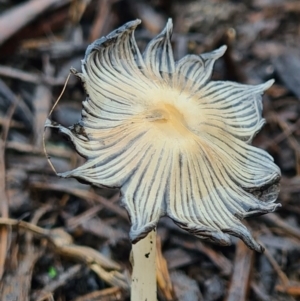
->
[45,19,281,301]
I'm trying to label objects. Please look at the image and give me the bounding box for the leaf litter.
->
[0,0,300,300]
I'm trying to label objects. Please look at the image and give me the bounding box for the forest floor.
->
[0,0,300,300]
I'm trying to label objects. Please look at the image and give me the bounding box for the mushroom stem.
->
[131,229,157,301]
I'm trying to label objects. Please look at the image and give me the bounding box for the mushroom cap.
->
[46,19,280,252]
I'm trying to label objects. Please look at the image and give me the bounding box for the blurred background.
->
[0,0,300,300]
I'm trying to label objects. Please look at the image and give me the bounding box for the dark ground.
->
[0,0,300,300]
